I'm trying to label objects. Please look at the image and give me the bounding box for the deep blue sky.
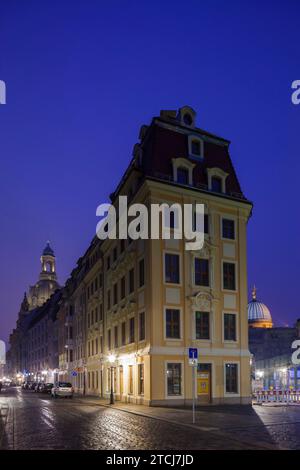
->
[0,0,299,346]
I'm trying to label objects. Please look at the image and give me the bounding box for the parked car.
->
[51,382,74,398]
[40,383,53,394]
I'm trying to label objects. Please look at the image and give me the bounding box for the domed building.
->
[248,286,273,328]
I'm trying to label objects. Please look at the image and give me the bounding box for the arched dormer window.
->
[172,158,196,186]
[177,106,196,128]
[188,135,204,159]
[207,168,229,194]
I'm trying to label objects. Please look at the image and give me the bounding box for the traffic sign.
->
[188,348,198,366]
[188,348,198,359]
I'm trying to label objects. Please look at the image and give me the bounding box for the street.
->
[1,387,300,450]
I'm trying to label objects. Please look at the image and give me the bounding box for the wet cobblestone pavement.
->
[1,387,300,450]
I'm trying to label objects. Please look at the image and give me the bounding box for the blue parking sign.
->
[188,348,198,359]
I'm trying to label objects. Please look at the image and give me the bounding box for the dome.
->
[42,241,54,257]
[248,286,273,328]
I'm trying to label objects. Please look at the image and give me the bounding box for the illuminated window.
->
[167,363,182,396]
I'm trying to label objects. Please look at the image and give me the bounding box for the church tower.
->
[27,242,60,309]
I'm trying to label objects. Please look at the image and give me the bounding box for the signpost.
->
[188,348,198,423]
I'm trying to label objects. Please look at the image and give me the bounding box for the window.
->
[183,112,193,126]
[225,363,238,394]
[107,289,111,309]
[166,309,180,339]
[224,313,237,341]
[99,304,103,321]
[222,218,235,240]
[121,322,126,346]
[106,255,110,271]
[139,311,145,341]
[195,311,210,340]
[121,276,126,299]
[100,336,103,353]
[108,329,111,350]
[138,364,144,395]
[211,176,222,193]
[139,259,145,287]
[223,262,236,290]
[113,283,118,305]
[194,258,209,286]
[177,167,189,185]
[191,139,201,155]
[129,268,135,293]
[95,338,98,354]
[113,247,117,262]
[128,365,133,394]
[165,253,180,284]
[167,363,182,396]
[114,325,118,348]
[99,273,103,288]
[129,317,135,343]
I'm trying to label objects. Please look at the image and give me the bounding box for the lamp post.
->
[108,354,115,405]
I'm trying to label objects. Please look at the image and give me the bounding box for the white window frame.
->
[164,306,183,341]
[224,361,240,397]
[172,157,195,185]
[207,168,228,193]
[222,311,239,344]
[221,215,237,242]
[163,250,182,286]
[188,135,204,159]
[193,256,210,288]
[165,360,184,399]
[193,310,211,342]
[221,259,238,293]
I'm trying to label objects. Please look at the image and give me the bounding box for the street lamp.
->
[108,354,115,405]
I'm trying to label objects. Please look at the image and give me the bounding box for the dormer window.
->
[207,168,229,194]
[191,140,201,155]
[177,106,196,128]
[211,176,222,193]
[177,167,189,185]
[188,135,204,159]
[172,158,195,186]
[183,113,193,126]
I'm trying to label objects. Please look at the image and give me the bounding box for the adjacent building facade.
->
[7,106,253,405]
[248,287,300,391]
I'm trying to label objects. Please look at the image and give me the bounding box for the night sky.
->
[1,0,300,347]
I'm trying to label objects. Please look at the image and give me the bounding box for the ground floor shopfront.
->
[60,351,251,406]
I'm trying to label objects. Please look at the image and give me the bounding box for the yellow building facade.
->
[58,106,253,405]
